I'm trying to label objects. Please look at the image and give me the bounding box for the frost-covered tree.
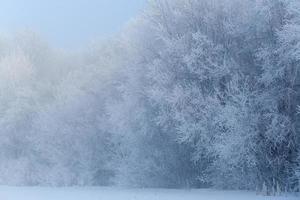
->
[111,0,300,191]
[210,76,259,189]
[256,0,300,192]
[0,0,299,192]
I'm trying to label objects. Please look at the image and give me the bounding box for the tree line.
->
[0,0,299,194]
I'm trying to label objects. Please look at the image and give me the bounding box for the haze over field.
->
[0,0,299,199]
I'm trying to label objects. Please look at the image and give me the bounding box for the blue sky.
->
[0,0,146,48]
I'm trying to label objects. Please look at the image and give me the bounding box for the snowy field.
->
[0,187,298,200]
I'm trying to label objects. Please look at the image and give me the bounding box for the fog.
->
[0,0,146,48]
[0,0,299,197]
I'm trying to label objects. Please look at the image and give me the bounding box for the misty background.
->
[0,0,298,197]
[0,0,146,48]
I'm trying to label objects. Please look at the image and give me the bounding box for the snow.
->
[0,187,297,200]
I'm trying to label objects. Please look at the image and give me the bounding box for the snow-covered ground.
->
[0,187,298,200]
